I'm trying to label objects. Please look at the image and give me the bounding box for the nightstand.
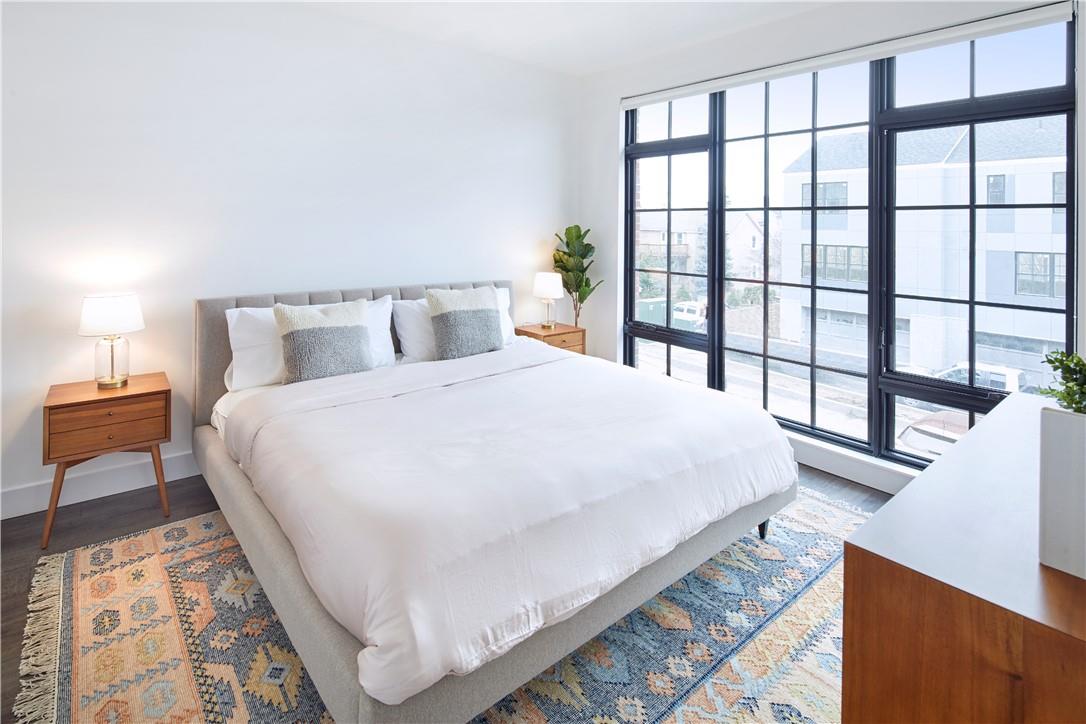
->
[515,323,586,354]
[41,372,172,548]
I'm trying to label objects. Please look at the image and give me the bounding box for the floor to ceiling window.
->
[623,20,1075,466]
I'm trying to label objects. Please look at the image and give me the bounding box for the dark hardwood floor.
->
[0,465,888,721]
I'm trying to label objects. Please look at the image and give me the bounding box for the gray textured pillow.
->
[273,300,373,384]
[426,287,503,360]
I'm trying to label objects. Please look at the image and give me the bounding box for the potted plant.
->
[553,225,602,328]
[1038,350,1086,580]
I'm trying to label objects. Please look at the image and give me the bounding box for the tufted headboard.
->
[192,280,514,427]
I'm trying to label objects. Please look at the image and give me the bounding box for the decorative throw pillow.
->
[225,296,396,391]
[273,300,373,383]
[425,286,503,360]
[392,287,514,364]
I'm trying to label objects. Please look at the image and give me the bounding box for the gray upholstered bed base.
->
[191,280,798,723]
[194,426,795,723]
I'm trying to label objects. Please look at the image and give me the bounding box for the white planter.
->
[1039,405,1086,579]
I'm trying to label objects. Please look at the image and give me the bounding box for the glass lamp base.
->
[541,299,556,329]
[94,335,130,389]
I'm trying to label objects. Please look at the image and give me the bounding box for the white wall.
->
[572,0,1071,362]
[1,3,578,517]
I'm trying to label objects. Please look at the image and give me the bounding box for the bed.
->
[192,280,798,723]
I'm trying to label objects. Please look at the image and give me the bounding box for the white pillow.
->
[392,287,514,363]
[496,287,515,345]
[224,295,395,391]
[365,296,396,367]
[391,298,436,363]
[223,307,284,391]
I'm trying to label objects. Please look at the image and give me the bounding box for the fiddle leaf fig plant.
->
[1041,350,1086,415]
[553,224,603,327]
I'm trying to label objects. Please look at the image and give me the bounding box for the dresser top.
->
[847,392,1086,641]
[45,372,171,408]
[516,323,582,337]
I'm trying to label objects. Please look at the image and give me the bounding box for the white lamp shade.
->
[79,293,145,337]
[533,272,564,300]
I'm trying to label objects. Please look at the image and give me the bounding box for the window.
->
[1053,171,1067,204]
[1053,170,1068,233]
[800,244,868,285]
[625,20,1074,467]
[802,182,848,229]
[802,182,848,209]
[884,24,1072,462]
[1016,252,1067,297]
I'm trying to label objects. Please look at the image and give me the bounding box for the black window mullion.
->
[1066,109,1077,353]
[665,154,673,329]
[710,91,726,391]
[762,80,770,410]
[871,57,891,457]
[968,122,977,388]
[810,71,819,428]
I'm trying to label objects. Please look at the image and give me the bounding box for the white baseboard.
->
[1,450,199,520]
[788,431,915,495]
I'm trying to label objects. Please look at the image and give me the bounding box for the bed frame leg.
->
[757,520,769,540]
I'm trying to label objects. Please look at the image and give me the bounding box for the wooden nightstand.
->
[41,372,172,548]
[515,323,586,354]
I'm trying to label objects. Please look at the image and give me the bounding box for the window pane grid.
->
[626,20,1073,466]
[890,110,1070,405]
[716,65,871,441]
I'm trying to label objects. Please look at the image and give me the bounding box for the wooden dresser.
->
[843,393,1086,723]
[515,323,585,354]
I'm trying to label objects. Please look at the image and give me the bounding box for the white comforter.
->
[225,340,797,705]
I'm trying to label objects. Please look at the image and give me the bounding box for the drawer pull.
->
[108,434,114,440]
[107,411,113,416]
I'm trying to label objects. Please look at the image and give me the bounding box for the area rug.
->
[16,488,866,723]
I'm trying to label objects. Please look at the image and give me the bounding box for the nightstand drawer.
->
[547,331,584,349]
[49,393,167,433]
[49,416,166,460]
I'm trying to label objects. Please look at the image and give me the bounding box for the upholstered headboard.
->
[192,280,514,427]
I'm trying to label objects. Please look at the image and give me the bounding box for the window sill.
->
[786,431,916,496]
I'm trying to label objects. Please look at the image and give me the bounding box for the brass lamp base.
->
[97,376,129,389]
[541,321,556,329]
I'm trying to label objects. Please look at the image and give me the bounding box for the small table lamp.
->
[533,272,564,329]
[79,293,145,388]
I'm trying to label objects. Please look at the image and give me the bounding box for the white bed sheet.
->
[224,339,797,705]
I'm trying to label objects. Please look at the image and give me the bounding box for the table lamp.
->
[533,272,563,329]
[79,293,144,388]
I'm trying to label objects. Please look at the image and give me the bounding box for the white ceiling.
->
[327,2,821,76]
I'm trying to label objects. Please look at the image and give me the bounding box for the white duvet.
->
[224,339,797,705]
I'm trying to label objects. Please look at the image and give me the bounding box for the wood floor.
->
[0,466,888,722]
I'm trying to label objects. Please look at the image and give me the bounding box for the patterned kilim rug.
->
[16,488,866,723]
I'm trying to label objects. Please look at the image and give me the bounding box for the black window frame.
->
[876,21,1076,466]
[623,20,1076,468]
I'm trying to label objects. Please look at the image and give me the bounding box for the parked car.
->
[672,300,707,333]
[897,409,969,458]
[898,362,1035,411]
[928,362,1035,393]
